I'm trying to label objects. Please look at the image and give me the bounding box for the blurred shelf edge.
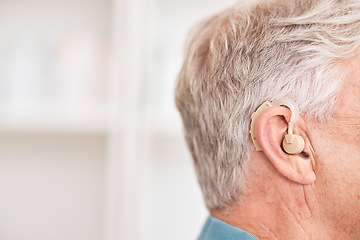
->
[0,109,186,137]
[0,111,110,134]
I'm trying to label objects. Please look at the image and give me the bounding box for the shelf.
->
[0,111,109,134]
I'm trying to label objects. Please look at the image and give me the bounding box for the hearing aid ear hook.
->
[250,98,305,155]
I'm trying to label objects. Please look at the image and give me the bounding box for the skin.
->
[211,54,360,240]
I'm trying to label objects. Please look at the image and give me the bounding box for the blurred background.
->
[0,0,238,239]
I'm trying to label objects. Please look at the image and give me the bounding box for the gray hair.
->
[175,0,360,210]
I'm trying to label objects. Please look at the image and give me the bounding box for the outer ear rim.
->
[251,98,301,153]
[255,106,290,157]
[254,106,316,185]
[250,101,273,151]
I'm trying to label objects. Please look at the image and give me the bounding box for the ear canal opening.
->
[281,137,309,157]
[282,134,305,155]
[300,151,309,158]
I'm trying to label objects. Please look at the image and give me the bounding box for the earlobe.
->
[255,106,316,184]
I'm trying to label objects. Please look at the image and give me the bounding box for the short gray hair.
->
[175,0,360,210]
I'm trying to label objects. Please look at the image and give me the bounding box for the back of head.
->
[175,0,360,210]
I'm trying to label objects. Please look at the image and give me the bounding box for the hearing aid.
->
[250,98,305,155]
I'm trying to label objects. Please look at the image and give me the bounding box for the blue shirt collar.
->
[198,216,259,240]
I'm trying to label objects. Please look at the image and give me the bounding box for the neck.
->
[211,183,333,240]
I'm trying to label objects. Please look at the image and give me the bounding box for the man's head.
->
[175,0,360,213]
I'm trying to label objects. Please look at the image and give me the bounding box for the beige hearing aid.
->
[250,98,305,155]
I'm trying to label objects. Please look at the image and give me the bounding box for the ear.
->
[255,106,316,184]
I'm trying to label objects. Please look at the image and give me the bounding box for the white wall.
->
[0,132,105,240]
[0,1,109,238]
[142,133,207,240]
[0,0,241,239]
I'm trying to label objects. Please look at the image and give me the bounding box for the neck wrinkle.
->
[211,183,333,240]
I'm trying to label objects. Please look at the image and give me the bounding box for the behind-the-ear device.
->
[250,98,305,155]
